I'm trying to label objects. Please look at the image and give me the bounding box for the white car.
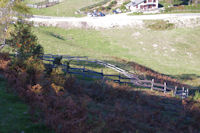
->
[87,12,93,17]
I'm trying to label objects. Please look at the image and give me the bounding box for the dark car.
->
[112,10,118,14]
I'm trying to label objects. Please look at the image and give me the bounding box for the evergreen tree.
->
[9,20,43,60]
[0,0,30,50]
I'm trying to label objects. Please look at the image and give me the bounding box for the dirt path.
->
[30,13,200,29]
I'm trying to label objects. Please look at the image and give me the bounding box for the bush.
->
[120,5,127,10]
[105,5,112,10]
[9,20,44,60]
[147,20,175,30]
[2,53,200,133]
[53,56,62,66]
[110,0,117,5]
[0,52,10,61]
[98,6,105,11]
[0,52,10,71]
[193,91,200,101]
[130,12,143,15]
[106,0,117,11]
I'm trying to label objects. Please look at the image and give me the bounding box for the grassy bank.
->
[24,0,102,17]
[29,26,200,86]
[0,76,53,133]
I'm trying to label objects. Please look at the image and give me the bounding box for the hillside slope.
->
[24,0,103,17]
[27,26,200,87]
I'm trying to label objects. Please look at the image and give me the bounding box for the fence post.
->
[182,87,185,99]
[174,86,177,96]
[118,73,121,83]
[151,79,154,91]
[101,69,104,80]
[186,89,189,97]
[164,82,167,93]
[83,65,85,72]
[182,87,185,92]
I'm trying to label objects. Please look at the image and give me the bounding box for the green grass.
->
[0,75,53,133]
[29,26,200,87]
[24,0,103,17]
[164,5,200,13]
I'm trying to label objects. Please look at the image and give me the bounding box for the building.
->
[126,0,159,11]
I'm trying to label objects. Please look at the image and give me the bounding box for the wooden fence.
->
[26,0,60,9]
[42,54,189,98]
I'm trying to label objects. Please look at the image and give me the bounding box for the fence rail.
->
[26,0,60,9]
[42,54,189,98]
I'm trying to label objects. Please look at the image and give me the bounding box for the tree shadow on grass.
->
[45,31,65,41]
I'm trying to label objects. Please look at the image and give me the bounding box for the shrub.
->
[105,5,112,10]
[120,5,127,10]
[106,0,117,11]
[130,12,143,15]
[193,91,200,101]
[147,20,175,30]
[53,56,62,66]
[110,0,117,5]
[0,52,10,61]
[123,0,131,5]
[98,6,105,11]
[9,20,44,60]
[0,53,10,71]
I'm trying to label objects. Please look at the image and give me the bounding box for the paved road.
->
[30,13,200,29]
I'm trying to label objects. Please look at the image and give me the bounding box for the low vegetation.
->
[1,1,200,133]
[1,9,200,132]
[0,73,52,133]
[1,47,200,132]
[146,20,175,30]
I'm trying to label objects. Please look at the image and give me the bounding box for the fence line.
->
[42,54,189,98]
[26,0,60,9]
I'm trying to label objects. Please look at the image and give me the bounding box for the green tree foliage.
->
[173,0,183,5]
[0,0,30,50]
[9,20,44,60]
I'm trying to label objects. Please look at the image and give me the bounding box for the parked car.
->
[113,10,118,14]
[87,12,93,17]
[113,8,122,14]
[97,12,105,16]
[87,11,105,17]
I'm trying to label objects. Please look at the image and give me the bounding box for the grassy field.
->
[0,75,53,133]
[29,26,200,87]
[3,24,193,86]
[24,0,103,17]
